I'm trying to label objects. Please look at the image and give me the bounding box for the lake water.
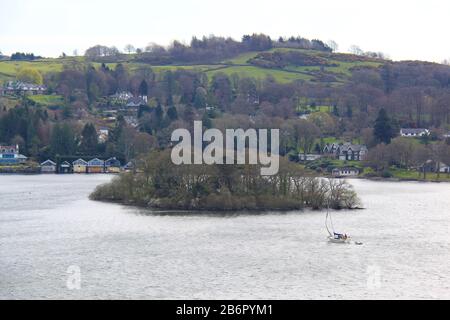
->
[0,175,449,300]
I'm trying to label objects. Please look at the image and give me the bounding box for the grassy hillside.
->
[0,48,384,85]
[28,94,64,107]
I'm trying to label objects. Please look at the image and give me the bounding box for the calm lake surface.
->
[0,175,449,300]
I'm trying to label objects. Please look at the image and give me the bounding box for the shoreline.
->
[91,197,365,212]
[348,176,450,183]
[2,171,450,183]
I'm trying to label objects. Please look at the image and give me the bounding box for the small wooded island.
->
[90,150,360,211]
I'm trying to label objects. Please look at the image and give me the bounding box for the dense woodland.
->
[90,150,361,210]
[1,34,450,177]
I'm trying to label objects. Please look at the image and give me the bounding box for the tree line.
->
[90,150,360,211]
[84,34,332,64]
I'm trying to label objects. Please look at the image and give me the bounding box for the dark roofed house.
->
[59,161,72,174]
[87,158,105,174]
[110,91,133,104]
[337,143,368,161]
[105,157,121,173]
[126,96,147,108]
[323,143,340,155]
[323,143,368,161]
[400,128,430,137]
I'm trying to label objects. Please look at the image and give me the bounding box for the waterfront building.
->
[59,161,72,174]
[40,160,56,173]
[105,157,122,173]
[72,159,88,173]
[87,158,105,174]
[0,145,28,165]
[332,167,360,177]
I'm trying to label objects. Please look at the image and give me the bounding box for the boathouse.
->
[105,157,121,173]
[73,159,88,173]
[40,160,56,173]
[87,158,105,174]
[59,161,72,174]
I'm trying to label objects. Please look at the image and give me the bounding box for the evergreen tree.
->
[110,115,126,143]
[202,112,212,129]
[314,143,322,154]
[62,104,73,119]
[374,108,395,144]
[164,71,174,106]
[137,105,151,118]
[80,123,98,155]
[194,87,207,109]
[138,80,148,97]
[167,106,178,121]
[332,105,339,117]
[346,105,353,118]
[155,103,164,122]
[50,123,76,156]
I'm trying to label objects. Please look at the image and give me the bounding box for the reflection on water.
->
[0,175,449,299]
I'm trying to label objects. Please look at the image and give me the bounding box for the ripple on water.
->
[0,175,449,299]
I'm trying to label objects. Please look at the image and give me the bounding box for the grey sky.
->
[0,0,448,62]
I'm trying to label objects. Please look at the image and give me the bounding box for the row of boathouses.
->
[40,157,132,174]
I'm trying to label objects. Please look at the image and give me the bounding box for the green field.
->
[388,167,450,182]
[0,59,66,82]
[206,65,313,83]
[28,94,64,106]
[0,48,384,85]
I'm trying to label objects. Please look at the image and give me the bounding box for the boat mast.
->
[325,201,334,237]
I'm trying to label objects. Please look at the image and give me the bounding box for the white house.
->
[0,145,28,165]
[299,154,322,162]
[439,163,450,173]
[400,128,430,137]
[332,167,360,177]
[98,128,109,143]
[419,160,450,173]
[40,160,56,173]
[2,81,47,96]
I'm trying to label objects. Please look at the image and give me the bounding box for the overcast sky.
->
[0,0,449,62]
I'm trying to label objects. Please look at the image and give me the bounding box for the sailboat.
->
[325,205,352,244]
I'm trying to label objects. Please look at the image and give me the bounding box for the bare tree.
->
[349,45,363,56]
[327,40,339,52]
[293,120,321,157]
[124,44,136,54]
